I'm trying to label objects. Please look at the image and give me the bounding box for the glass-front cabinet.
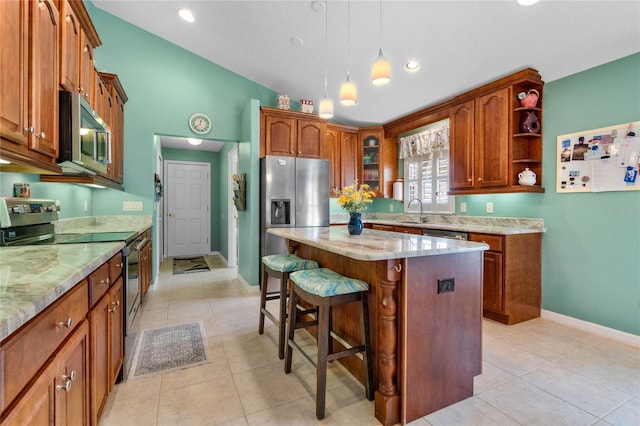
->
[362,134,380,192]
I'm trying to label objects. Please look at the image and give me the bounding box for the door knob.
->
[168,213,173,217]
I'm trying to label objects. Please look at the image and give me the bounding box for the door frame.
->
[227,145,238,267]
[163,160,211,257]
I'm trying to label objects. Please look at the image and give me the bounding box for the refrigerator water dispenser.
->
[271,199,291,225]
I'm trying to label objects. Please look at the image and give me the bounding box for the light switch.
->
[460,202,466,213]
[123,201,143,211]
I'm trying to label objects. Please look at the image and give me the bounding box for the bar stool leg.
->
[284,287,298,374]
[361,292,374,400]
[315,301,330,420]
[277,273,288,359]
[258,266,269,335]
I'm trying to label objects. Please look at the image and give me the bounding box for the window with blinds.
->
[404,150,454,214]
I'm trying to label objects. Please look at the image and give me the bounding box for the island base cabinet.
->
[403,252,482,423]
[1,320,90,426]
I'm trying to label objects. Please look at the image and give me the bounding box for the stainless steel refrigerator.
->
[260,156,330,284]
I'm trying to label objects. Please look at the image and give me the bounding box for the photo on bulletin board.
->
[556,121,640,193]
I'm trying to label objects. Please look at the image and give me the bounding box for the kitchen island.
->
[268,226,489,425]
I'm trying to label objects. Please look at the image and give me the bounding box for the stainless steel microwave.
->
[58,91,111,175]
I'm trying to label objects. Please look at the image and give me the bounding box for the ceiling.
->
[94,0,640,132]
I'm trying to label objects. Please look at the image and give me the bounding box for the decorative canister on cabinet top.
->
[277,94,290,110]
[518,168,536,186]
[300,99,314,113]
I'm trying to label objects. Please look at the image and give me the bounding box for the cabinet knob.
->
[56,379,72,392]
[109,305,118,314]
[40,132,46,139]
[118,262,124,268]
[62,370,76,382]
[477,177,482,182]
[57,318,73,328]
[24,127,34,134]
[467,178,472,182]
[100,277,110,286]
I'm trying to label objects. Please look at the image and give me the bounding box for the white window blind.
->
[400,119,454,214]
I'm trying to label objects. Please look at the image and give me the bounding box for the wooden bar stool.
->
[284,268,374,420]
[259,254,319,359]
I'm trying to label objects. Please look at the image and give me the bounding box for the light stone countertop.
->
[53,215,152,234]
[268,226,488,262]
[0,242,123,341]
[331,213,545,235]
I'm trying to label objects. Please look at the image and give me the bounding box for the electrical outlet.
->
[123,201,143,211]
[437,278,455,294]
[460,202,466,213]
[486,202,494,214]
[389,204,394,212]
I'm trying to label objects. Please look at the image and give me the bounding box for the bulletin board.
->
[556,121,640,193]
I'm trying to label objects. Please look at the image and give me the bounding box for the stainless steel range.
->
[0,197,144,381]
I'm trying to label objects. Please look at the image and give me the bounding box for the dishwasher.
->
[422,228,469,241]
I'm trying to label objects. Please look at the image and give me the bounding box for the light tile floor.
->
[99,258,640,426]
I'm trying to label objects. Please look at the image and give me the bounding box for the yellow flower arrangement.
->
[334,180,376,213]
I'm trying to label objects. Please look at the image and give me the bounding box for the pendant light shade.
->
[319,97,334,119]
[339,77,357,106]
[371,48,391,86]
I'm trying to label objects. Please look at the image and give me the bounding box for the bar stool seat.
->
[259,254,319,359]
[284,268,374,420]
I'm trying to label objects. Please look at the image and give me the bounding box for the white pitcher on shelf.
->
[518,168,536,186]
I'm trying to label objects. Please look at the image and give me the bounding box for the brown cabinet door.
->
[482,251,504,313]
[475,88,510,188]
[340,131,358,189]
[78,29,93,104]
[324,128,340,190]
[56,321,89,426]
[59,0,79,92]
[360,130,382,194]
[449,100,475,191]
[108,277,124,389]
[89,295,109,425]
[296,119,323,158]
[265,114,295,156]
[30,0,59,158]
[111,91,124,183]
[1,360,56,426]
[0,0,29,146]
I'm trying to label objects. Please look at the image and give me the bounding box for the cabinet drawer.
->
[469,233,503,252]
[0,280,88,414]
[372,224,394,231]
[89,263,110,307]
[109,252,123,283]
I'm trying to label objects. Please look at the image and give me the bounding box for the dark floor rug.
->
[173,256,210,274]
[130,322,209,379]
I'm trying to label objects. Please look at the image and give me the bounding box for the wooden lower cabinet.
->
[140,231,152,299]
[1,321,90,426]
[469,232,541,324]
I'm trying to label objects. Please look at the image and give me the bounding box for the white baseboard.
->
[541,309,640,348]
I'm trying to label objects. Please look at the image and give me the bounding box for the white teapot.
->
[518,168,536,186]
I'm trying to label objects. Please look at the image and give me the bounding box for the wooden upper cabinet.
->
[324,125,358,192]
[340,131,358,188]
[475,88,510,188]
[324,127,340,190]
[261,107,324,158]
[30,0,59,159]
[78,29,94,104]
[449,88,510,192]
[296,119,323,158]
[100,72,127,184]
[59,0,79,92]
[449,101,475,191]
[264,113,296,156]
[0,0,29,147]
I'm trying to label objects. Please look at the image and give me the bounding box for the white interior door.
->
[165,161,210,257]
[228,146,238,267]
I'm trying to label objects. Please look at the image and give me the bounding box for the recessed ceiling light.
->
[290,36,304,47]
[404,61,420,72]
[516,0,539,6]
[178,8,195,23]
[187,138,202,146]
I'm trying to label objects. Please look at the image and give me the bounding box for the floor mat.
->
[173,256,211,274]
[129,322,210,379]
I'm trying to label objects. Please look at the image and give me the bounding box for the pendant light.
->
[318,0,334,119]
[339,0,357,106]
[371,0,391,86]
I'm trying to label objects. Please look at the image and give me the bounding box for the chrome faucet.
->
[408,198,428,223]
